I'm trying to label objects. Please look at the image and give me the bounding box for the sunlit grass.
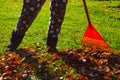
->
[0,0,120,52]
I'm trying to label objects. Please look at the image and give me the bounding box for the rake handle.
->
[83,0,91,24]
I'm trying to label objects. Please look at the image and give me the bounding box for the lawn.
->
[0,0,120,79]
[0,0,120,52]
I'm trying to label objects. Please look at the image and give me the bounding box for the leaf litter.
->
[0,46,120,80]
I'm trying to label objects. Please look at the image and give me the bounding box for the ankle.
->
[46,46,58,53]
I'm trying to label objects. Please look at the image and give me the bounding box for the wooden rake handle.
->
[83,0,91,24]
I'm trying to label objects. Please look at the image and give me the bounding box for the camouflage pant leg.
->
[14,0,46,35]
[48,0,68,38]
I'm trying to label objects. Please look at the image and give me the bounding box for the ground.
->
[0,46,120,80]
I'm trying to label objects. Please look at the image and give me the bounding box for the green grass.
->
[0,0,120,52]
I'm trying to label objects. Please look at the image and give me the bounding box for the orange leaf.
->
[8,61,14,65]
[106,72,112,77]
[17,61,21,65]
[81,77,88,80]
[23,46,29,51]
[5,71,12,75]
[118,75,120,79]
[68,77,73,80]
[0,58,2,63]
[10,55,19,61]
[16,73,23,78]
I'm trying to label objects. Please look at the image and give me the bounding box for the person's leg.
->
[5,0,46,52]
[46,0,68,53]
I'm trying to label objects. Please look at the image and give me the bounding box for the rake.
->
[81,0,112,52]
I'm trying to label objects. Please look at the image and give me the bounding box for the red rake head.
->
[81,23,113,52]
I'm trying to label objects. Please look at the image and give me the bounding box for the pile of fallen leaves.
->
[0,46,120,80]
[61,48,120,80]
